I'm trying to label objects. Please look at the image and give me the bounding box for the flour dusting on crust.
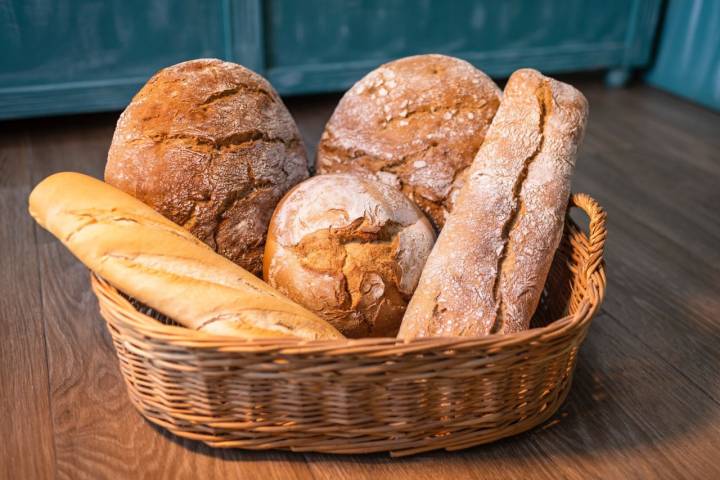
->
[399,69,588,339]
[106,59,309,275]
[316,54,501,229]
[265,173,436,338]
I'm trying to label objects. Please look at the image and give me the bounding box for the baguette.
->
[29,172,344,340]
[399,69,588,338]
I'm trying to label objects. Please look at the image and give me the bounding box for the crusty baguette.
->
[29,172,344,340]
[399,69,588,339]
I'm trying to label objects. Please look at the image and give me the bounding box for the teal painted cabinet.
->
[0,0,662,119]
[0,0,263,119]
[264,0,661,93]
[645,0,720,111]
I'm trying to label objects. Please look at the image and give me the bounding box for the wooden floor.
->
[2,79,719,480]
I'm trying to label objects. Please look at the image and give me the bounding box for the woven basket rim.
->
[92,192,607,355]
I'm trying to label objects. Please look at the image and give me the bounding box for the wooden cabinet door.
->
[264,0,661,94]
[0,0,258,119]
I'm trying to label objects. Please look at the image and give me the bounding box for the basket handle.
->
[569,193,607,279]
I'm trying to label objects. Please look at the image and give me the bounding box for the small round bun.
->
[264,173,436,338]
[316,54,501,229]
[105,59,308,275]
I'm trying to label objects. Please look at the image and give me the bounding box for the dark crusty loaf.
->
[29,172,343,340]
[264,173,436,338]
[399,69,588,339]
[105,59,308,276]
[315,54,501,229]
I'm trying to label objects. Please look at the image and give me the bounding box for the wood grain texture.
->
[0,125,56,480]
[24,114,316,480]
[2,78,720,478]
[571,86,720,395]
[303,316,720,479]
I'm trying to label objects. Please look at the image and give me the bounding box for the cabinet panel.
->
[266,0,629,68]
[0,0,662,119]
[264,0,661,94]
[0,0,231,119]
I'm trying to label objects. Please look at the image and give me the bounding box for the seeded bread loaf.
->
[105,59,308,275]
[264,173,436,337]
[399,69,588,338]
[315,54,501,228]
[29,172,343,340]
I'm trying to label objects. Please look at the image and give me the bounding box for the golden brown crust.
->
[264,174,436,338]
[105,59,308,275]
[399,69,588,339]
[29,172,343,340]
[315,54,501,229]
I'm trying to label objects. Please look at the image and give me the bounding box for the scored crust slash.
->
[399,68,589,338]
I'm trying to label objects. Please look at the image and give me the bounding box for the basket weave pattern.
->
[92,193,607,456]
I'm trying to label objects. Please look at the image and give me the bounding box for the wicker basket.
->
[91,193,606,457]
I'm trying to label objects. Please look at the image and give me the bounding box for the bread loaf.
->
[316,54,501,229]
[264,174,436,337]
[29,172,343,340]
[399,69,588,339]
[105,59,308,276]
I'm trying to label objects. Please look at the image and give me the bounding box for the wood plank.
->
[576,168,720,328]
[514,312,720,479]
[578,86,720,245]
[571,185,720,399]
[0,126,56,479]
[304,444,559,480]
[303,312,720,478]
[568,83,720,396]
[8,79,720,479]
[27,113,317,480]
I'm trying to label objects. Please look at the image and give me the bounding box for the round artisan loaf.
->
[315,54,501,228]
[105,58,308,275]
[263,173,436,338]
